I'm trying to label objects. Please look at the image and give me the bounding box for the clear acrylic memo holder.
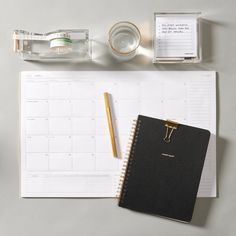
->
[13,29,91,61]
[153,12,201,64]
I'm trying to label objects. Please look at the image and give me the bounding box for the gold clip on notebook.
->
[163,120,179,143]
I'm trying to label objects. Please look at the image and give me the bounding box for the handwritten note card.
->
[155,14,198,58]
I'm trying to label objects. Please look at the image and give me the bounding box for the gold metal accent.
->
[163,120,179,143]
[104,92,118,157]
[116,119,138,200]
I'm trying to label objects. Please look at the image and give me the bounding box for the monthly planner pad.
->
[20,71,216,197]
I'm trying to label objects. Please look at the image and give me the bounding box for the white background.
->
[0,0,235,235]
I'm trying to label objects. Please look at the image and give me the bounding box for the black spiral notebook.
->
[118,115,210,223]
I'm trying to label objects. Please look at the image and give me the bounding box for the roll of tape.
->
[48,32,72,49]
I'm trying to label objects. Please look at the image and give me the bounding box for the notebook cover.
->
[118,115,210,222]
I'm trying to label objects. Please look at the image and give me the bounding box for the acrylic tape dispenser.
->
[13,29,91,61]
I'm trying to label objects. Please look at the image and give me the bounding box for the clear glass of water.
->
[108,21,141,60]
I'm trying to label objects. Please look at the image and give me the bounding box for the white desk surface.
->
[0,0,235,235]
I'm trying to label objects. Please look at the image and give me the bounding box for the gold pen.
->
[103,92,118,158]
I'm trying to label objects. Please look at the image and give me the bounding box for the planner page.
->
[155,15,198,58]
[21,71,216,197]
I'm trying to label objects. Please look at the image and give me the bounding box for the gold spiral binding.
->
[116,118,142,203]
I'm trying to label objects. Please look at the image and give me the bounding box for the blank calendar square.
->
[118,100,139,117]
[72,118,95,135]
[26,136,48,153]
[26,82,49,99]
[49,100,71,117]
[49,118,71,135]
[49,153,72,170]
[71,82,94,99]
[72,100,94,117]
[49,82,70,99]
[49,136,71,153]
[26,101,48,117]
[26,153,48,170]
[72,136,95,153]
[26,118,48,135]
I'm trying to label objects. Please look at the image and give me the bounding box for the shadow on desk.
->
[191,136,228,227]
[191,72,228,228]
